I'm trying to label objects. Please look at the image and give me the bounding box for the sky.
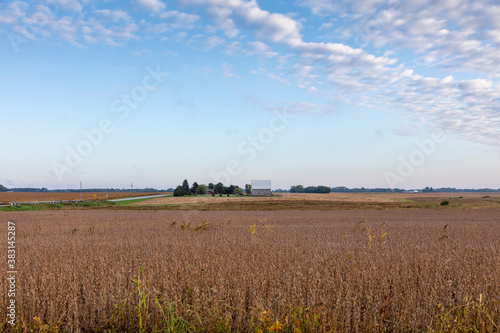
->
[1,0,499,190]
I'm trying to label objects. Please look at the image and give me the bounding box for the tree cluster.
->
[289,185,331,193]
[173,179,242,197]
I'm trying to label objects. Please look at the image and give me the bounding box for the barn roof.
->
[251,180,271,189]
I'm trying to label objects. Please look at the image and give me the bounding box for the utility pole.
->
[80,181,82,200]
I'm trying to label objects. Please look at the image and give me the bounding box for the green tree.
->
[182,179,190,195]
[234,187,241,195]
[0,184,8,192]
[316,186,331,193]
[215,182,225,194]
[173,186,184,197]
[245,184,252,195]
[208,183,214,190]
[196,184,208,195]
[225,185,236,195]
[191,182,199,195]
[290,185,304,193]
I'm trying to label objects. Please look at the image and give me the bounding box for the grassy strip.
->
[112,196,169,206]
[0,201,115,211]
[0,196,171,211]
[0,204,46,211]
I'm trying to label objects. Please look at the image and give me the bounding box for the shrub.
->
[173,186,184,197]
[196,185,208,195]
[440,200,450,206]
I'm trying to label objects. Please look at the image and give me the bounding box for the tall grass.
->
[0,209,499,332]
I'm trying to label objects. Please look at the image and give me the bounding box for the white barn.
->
[251,180,272,196]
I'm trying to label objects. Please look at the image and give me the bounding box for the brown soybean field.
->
[1,196,500,332]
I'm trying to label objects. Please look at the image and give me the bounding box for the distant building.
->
[251,180,272,196]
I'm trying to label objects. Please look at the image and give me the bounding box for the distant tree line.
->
[331,187,500,193]
[277,186,500,193]
[173,179,242,197]
[4,187,49,192]
[331,187,406,193]
[430,187,500,193]
[290,185,331,193]
[2,184,499,194]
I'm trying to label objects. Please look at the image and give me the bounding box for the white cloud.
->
[484,29,500,44]
[204,35,225,49]
[294,64,314,77]
[175,32,187,40]
[93,9,131,22]
[145,23,169,34]
[246,41,277,57]
[0,15,16,24]
[5,1,29,19]
[83,34,96,43]
[224,40,241,54]
[159,11,199,24]
[0,1,26,25]
[298,0,337,16]
[13,25,35,40]
[1,2,142,46]
[301,0,500,74]
[236,4,302,44]
[207,6,239,37]
[137,0,165,12]
[266,101,333,114]
[131,49,153,57]
[319,22,333,30]
[221,62,234,77]
[458,79,493,93]
[47,0,82,12]
[2,0,498,149]
[80,18,139,45]
[181,0,500,147]
[48,16,78,44]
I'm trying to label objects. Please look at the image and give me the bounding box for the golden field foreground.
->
[1,207,499,332]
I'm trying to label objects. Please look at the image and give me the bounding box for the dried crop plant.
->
[0,209,498,332]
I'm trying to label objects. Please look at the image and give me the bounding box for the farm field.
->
[135,192,500,204]
[130,192,500,211]
[0,192,164,204]
[1,208,499,332]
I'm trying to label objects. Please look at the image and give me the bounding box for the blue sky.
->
[1,0,499,190]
